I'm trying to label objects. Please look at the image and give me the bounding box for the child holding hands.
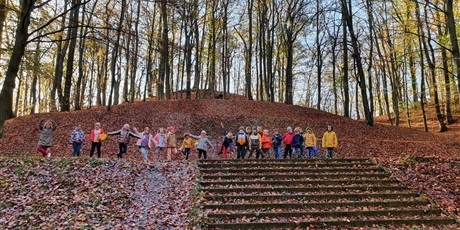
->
[180,133,194,160]
[190,130,214,160]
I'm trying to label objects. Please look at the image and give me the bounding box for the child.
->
[322,125,338,159]
[234,126,249,159]
[89,122,104,158]
[153,128,167,161]
[218,122,234,155]
[70,124,85,157]
[272,128,282,159]
[180,133,194,160]
[248,126,264,159]
[133,127,155,162]
[108,124,141,159]
[261,129,273,158]
[282,127,294,159]
[221,132,233,159]
[292,127,304,159]
[304,126,318,158]
[37,119,57,157]
[165,126,178,160]
[190,130,214,160]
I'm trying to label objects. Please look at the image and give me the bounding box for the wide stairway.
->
[197,158,457,229]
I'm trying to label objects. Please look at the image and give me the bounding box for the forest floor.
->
[0,98,459,228]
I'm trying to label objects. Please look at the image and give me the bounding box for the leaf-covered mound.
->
[0,157,197,229]
[0,99,459,223]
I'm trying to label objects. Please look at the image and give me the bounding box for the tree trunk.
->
[420,2,447,132]
[108,0,126,110]
[30,39,41,114]
[341,1,349,117]
[446,0,460,96]
[246,0,254,100]
[0,0,35,138]
[438,10,454,124]
[62,0,81,111]
[342,0,373,126]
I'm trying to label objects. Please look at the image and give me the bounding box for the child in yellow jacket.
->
[304,126,318,158]
[322,125,338,159]
[180,133,194,160]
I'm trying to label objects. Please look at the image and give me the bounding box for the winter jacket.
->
[90,128,105,142]
[181,137,194,149]
[134,131,155,149]
[108,129,140,144]
[153,133,167,148]
[190,134,214,151]
[249,133,262,148]
[282,132,294,145]
[37,120,57,147]
[292,133,304,148]
[166,132,177,148]
[322,131,338,148]
[272,134,282,147]
[234,132,249,147]
[304,132,317,147]
[222,137,233,148]
[261,135,272,149]
[70,129,86,144]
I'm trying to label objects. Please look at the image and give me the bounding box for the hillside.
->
[0,99,459,227]
[1,99,459,160]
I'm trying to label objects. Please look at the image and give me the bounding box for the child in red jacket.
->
[282,126,294,159]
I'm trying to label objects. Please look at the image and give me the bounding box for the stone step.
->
[206,208,442,220]
[203,192,420,202]
[198,162,376,169]
[201,179,398,187]
[200,167,385,174]
[202,172,390,180]
[202,185,409,195]
[199,158,372,164]
[202,200,431,211]
[205,218,456,229]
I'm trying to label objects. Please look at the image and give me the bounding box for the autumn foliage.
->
[0,99,459,228]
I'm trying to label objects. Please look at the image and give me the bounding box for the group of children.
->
[37,119,338,161]
[227,124,338,160]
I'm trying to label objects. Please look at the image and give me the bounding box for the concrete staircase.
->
[197,158,456,229]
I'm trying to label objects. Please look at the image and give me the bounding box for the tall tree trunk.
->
[446,0,460,96]
[0,0,35,138]
[438,10,454,124]
[342,0,373,126]
[158,0,169,100]
[416,2,428,132]
[246,0,254,100]
[341,1,349,117]
[62,0,81,111]
[30,39,41,114]
[420,2,447,132]
[50,2,69,112]
[108,0,126,110]
[131,0,141,102]
[75,1,96,110]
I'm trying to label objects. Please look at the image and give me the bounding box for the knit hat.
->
[201,130,207,134]
[239,126,245,131]
[306,126,312,131]
[168,126,175,132]
[252,126,257,130]
[184,133,190,137]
